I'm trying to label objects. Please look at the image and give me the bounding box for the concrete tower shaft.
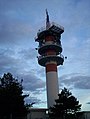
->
[46,62,59,108]
[35,11,64,108]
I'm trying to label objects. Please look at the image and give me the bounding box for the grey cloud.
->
[0,48,37,75]
[31,88,46,96]
[0,0,39,46]
[0,48,45,92]
[0,21,32,45]
[0,1,34,46]
[23,89,46,105]
[59,74,90,89]
[18,48,37,60]
[86,102,90,104]
[24,96,41,105]
[24,96,46,106]
[0,49,18,74]
[21,73,45,92]
[63,0,90,27]
[62,38,90,76]
[21,74,46,105]
[36,68,45,77]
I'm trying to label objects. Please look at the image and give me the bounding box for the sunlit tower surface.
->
[35,10,64,108]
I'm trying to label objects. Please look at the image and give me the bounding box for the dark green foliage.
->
[49,88,82,119]
[0,73,29,119]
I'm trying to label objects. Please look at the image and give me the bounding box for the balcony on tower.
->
[38,40,62,55]
[37,53,64,67]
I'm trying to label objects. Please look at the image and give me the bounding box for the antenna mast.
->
[46,9,50,29]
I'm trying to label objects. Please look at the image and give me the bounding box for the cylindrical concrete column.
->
[46,62,59,108]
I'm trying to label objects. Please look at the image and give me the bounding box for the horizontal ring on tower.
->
[37,54,64,67]
[38,43,62,55]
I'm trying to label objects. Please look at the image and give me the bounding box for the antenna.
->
[46,9,49,23]
[46,9,50,29]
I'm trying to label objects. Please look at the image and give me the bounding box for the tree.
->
[0,73,29,119]
[49,87,82,119]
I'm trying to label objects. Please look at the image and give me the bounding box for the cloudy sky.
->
[0,0,90,111]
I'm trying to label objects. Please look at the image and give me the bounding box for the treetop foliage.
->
[49,87,82,119]
[0,72,29,118]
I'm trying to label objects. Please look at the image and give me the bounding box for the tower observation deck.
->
[35,10,64,108]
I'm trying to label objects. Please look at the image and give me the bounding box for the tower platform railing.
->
[37,22,64,36]
[37,54,64,66]
[51,22,64,31]
[38,54,64,60]
[38,41,62,48]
